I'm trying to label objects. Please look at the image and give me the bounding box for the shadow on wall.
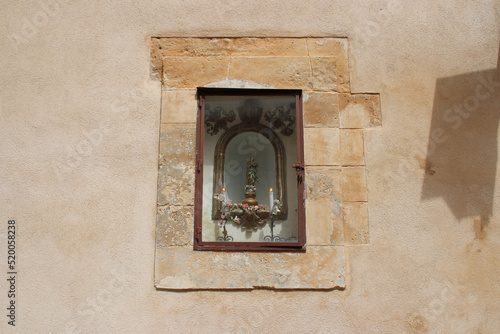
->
[421,45,500,227]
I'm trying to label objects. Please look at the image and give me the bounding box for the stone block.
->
[158,124,196,166]
[343,202,369,245]
[162,57,229,88]
[307,38,349,92]
[303,92,339,127]
[307,38,347,57]
[340,129,365,166]
[156,206,193,247]
[228,57,312,89]
[155,246,346,289]
[158,124,196,206]
[341,167,367,202]
[150,37,163,80]
[156,37,232,57]
[304,128,340,165]
[231,38,307,56]
[339,94,381,128]
[158,163,195,206]
[310,57,339,91]
[305,167,343,245]
[161,90,197,124]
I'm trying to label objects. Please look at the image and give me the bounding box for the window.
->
[194,88,306,251]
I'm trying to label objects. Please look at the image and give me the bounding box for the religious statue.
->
[242,154,259,206]
[246,154,259,186]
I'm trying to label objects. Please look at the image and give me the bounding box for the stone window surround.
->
[152,37,381,290]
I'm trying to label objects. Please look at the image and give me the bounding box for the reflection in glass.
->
[201,95,298,243]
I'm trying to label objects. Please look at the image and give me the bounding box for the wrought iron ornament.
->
[263,201,297,242]
[204,105,236,135]
[216,224,234,242]
[238,99,263,124]
[265,103,296,136]
[205,99,295,136]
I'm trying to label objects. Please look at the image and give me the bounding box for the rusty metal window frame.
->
[194,87,306,251]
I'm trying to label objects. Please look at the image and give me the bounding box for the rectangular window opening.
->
[194,88,306,251]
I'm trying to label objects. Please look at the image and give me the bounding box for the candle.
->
[222,188,226,208]
[269,188,274,210]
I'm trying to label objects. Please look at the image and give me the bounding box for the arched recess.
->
[211,122,288,222]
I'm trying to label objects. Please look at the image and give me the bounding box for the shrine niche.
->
[195,88,306,250]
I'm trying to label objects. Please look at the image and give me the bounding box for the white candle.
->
[222,188,226,208]
[269,188,274,210]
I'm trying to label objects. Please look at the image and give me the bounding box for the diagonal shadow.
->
[421,45,500,226]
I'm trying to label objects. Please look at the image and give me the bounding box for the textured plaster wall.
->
[1,0,499,332]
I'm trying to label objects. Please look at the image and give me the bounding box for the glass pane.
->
[201,94,298,243]
[224,132,276,207]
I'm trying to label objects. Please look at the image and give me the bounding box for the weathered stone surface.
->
[155,246,345,289]
[305,167,343,245]
[303,92,339,127]
[158,124,196,205]
[307,38,347,57]
[156,206,194,246]
[311,57,339,91]
[231,38,307,56]
[340,129,365,166]
[155,37,232,57]
[158,163,195,206]
[304,128,340,165]
[153,37,308,58]
[150,37,163,80]
[152,37,350,92]
[228,57,312,89]
[203,79,274,88]
[343,202,369,245]
[339,94,381,128]
[158,124,196,166]
[307,38,349,92]
[162,57,229,88]
[161,90,197,124]
[341,167,367,202]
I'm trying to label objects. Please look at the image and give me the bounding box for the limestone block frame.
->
[152,37,381,290]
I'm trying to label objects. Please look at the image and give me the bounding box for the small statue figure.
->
[242,154,259,206]
[246,154,259,186]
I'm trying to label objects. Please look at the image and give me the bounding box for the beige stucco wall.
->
[1,0,499,332]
